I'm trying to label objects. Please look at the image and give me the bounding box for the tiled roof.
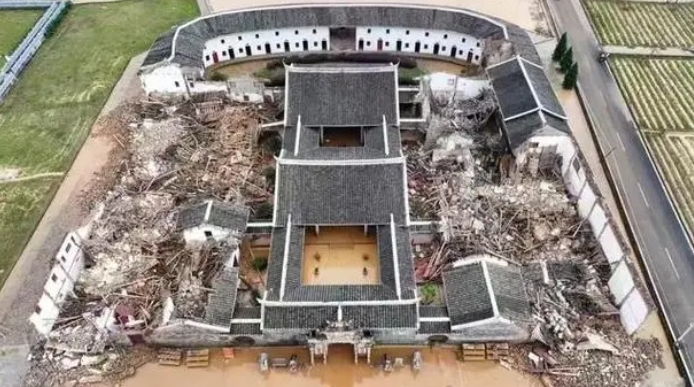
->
[443,263,495,325]
[142,5,509,69]
[286,65,397,127]
[230,322,262,335]
[418,321,452,334]
[487,57,569,150]
[275,162,407,226]
[443,260,531,327]
[342,304,417,329]
[204,266,239,327]
[263,305,337,330]
[486,263,530,322]
[282,125,402,160]
[232,306,262,319]
[177,200,249,230]
[419,305,449,318]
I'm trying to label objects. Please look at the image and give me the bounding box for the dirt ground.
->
[122,347,541,387]
[206,0,549,33]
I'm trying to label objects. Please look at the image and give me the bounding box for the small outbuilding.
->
[442,254,532,341]
[177,200,249,246]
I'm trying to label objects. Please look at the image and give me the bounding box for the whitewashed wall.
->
[140,65,187,95]
[188,80,228,94]
[30,231,86,335]
[355,26,483,65]
[183,224,235,245]
[203,27,331,67]
[559,141,646,334]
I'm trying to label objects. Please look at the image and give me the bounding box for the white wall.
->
[355,26,484,65]
[556,141,647,333]
[183,224,235,245]
[30,231,86,335]
[140,64,186,95]
[515,134,571,168]
[203,27,331,67]
[188,80,228,94]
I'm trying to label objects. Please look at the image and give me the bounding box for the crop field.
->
[0,0,198,288]
[585,0,694,47]
[610,57,694,132]
[645,133,694,232]
[0,9,43,68]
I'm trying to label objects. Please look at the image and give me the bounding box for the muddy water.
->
[122,347,541,387]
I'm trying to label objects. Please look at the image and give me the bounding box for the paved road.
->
[546,0,694,382]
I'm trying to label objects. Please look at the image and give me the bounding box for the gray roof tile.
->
[204,266,239,327]
[488,59,538,118]
[263,305,337,330]
[342,304,417,329]
[443,263,494,325]
[177,200,249,230]
[275,162,407,226]
[143,5,509,69]
[418,321,452,334]
[524,61,565,117]
[286,66,397,127]
[232,306,262,319]
[487,263,531,322]
[419,305,449,318]
[230,323,262,335]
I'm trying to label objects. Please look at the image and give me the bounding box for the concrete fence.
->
[0,0,54,8]
[0,1,67,103]
[558,140,648,334]
[29,231,86,335]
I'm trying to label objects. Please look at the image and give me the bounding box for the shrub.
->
[563,62,579,89]
[261,135,283,156]
[262,166,276,187]
[552,32,568,61]
[253,202,273,219]
[560,47,574,73]
[251,257,268,272]
[420,283,438,304]
[209,72,227,81]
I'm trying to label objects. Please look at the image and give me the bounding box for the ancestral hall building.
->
[142,4,574,360]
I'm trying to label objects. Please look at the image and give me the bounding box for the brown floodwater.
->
[122,346,542,387]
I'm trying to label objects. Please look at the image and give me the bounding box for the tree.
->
[560,47,574,72]
[552,33,568,61]
[563,62,579,89]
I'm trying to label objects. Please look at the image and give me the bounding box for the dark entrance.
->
[245,45,252,56]
[265,43,271,54]
[228,48,235,59]
[414,41,421,53]
[302,40,309,51]
[396,40,402,51]
[358,39,364,50]
[467,51,473,62]
[433,43,440,55]
[284,41,290,52]
[377,39,383,51]
[321,40,327,50]
[212,52,219,63]
[450,45,457,58]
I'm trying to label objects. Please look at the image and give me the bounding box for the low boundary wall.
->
[0,1,68,103]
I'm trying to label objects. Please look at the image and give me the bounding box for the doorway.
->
[414,41,421,53]
[245,45,252,57]
[265,43,271,54]
[396,40,402,51]
[433,43,440,55]
[450,45,457,58]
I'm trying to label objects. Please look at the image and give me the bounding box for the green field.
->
[0,9,43,67]
[610,57,694,132]
[0,0,198,288]
[585,0,694,47]
[611,56,694,235]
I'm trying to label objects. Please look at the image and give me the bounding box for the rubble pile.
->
[409,93,661,386]
[29,99,277,384]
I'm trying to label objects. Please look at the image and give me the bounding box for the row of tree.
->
[553,33,578,89]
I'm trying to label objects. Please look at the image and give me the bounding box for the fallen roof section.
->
[177,200,250,230]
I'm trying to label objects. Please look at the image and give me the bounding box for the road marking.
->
[665,248,680,279]
[637,183,650,208]
[615,132,626,151]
